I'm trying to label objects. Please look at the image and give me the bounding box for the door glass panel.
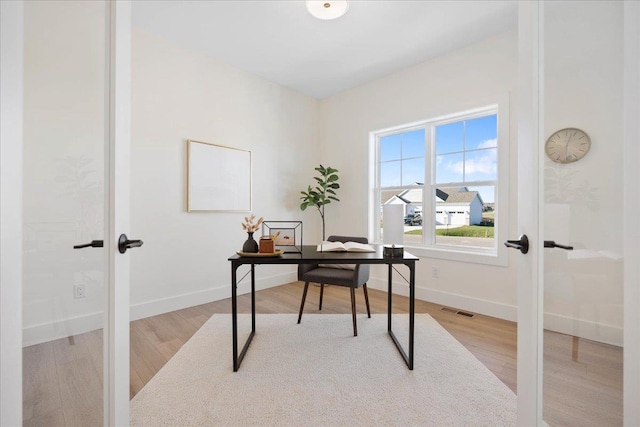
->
[543,2,623,425]
[22,1,107,425]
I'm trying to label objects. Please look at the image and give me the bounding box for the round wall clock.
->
[544,128,591,164]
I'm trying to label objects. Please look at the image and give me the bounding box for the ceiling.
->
[132,1,518,99]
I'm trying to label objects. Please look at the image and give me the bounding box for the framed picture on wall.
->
[187,140,252,212]
[262,221,302,253]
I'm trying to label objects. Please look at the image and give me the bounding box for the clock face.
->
[545,128,591,164]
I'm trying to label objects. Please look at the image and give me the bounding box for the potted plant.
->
[299,165,340,241]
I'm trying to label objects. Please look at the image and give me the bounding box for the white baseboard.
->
[24,271,622,348]
[544,312,622,347]
[367,277,518,322]
[368,276,623,347]
[130,271,298,321]
[22,271,297,347]
[22,312,103,347]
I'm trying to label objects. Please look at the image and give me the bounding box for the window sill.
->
[378,242,509,267]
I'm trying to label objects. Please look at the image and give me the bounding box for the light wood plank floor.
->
[23,282,622,426]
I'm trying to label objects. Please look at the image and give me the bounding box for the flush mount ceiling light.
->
[306,1,349,20]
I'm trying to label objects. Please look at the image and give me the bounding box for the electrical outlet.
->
[432,266,439,278]
[74,284,86,299]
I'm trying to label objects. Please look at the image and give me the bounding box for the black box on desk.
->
[383,245,404,257]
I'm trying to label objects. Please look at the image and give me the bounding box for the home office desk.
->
[228,245,419,372]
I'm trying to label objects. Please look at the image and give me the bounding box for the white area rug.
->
[130,314,516,426]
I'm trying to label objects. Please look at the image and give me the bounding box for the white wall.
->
[22,18,321,342]
[319,2,625,345]
[129,29,320,319]
[319,31,520,320]
[21,2,624,347]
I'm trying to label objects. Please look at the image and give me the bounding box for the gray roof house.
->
[436,187,484,226]
[383,185,484,226]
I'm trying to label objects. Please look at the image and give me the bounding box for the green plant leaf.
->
[299,164,340,237]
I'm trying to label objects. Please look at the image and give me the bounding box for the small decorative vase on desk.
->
[242,232,259,253]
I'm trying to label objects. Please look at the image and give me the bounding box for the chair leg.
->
[297,281,310,324]
[350,287,358,336]
[363,284,371,318]
[319,284,324,310]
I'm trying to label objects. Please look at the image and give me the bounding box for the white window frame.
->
[369,95,510,266]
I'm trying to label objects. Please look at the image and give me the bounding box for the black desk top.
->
[229,245,419,265]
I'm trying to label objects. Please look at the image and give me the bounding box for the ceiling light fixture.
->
[306,1,349,20]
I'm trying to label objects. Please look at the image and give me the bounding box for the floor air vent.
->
[440,307,475,318]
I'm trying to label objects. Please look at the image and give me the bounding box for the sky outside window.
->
[380,129,425,187]
[435,114,497,202]
[435,121,464,154]
[466,115,497,149]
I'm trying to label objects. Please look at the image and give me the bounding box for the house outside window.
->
[370,100,509,265]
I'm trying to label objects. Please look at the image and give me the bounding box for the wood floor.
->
[23,282,622,426]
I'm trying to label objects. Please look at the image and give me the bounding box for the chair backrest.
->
[327,235,368,244]
[326,235,370,285]
[298,235,370,282]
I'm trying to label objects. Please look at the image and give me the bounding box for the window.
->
[370,101,509,265]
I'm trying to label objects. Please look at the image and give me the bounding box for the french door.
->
[19,1,132,425]
[516,1,639,425]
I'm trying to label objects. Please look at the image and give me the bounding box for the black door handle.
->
[544,240,574,250]
[73,240,104,249]
[118,233,143,254]
[504,234,529,254]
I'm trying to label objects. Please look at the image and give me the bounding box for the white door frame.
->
[0,1,132,424]
[0,1,24,425]
[623,1,640,425]
[517,1,640,425]
[516,2,543,424]
[106,1,132,425]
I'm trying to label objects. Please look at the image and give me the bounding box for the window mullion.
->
[462,120,467,182]
[424,124,434,247]
[399,136,403,186]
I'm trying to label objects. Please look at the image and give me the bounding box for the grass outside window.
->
[406,225,494,238]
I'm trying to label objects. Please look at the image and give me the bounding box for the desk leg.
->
[387,261,415,370]
[387,264,393,332]
[232,263,256,372]
[251,265,256,332]
[232,262,239,371]
[408,261,415,370]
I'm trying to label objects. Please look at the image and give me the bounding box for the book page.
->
[316,241,346,252]
[316,241,375,252]
[343,242,375,252]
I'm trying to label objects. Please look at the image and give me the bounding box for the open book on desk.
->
[317,241,375,253]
